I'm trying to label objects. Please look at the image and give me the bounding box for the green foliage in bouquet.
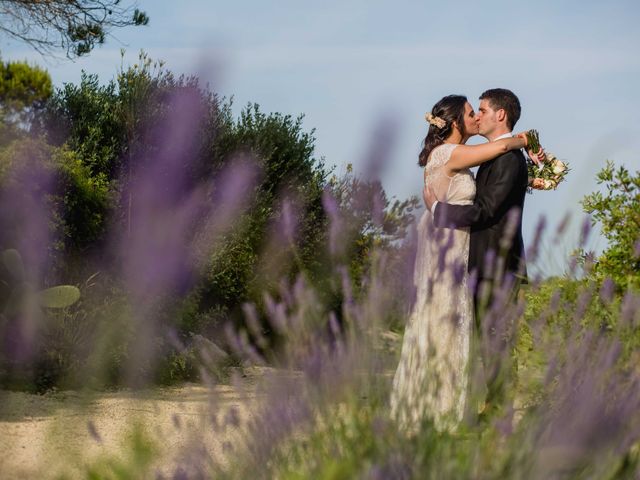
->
[525,129,542,154]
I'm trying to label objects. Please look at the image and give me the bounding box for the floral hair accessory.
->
[425,113,446,129]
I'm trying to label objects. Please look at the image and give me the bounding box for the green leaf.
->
[37,285,81,309]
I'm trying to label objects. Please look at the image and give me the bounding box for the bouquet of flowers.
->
[525,130,569,193]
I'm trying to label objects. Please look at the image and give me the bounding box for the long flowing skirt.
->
[390,211,474,433]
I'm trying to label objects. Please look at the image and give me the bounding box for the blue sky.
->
[2,0,639,276]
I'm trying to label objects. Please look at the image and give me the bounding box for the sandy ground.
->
[0,368,272,479]
[0,332,402,479]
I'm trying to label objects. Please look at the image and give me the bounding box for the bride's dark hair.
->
[418,95,468,167]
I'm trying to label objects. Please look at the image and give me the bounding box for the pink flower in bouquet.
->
[532,178,545,189]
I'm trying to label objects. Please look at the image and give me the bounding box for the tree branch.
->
[0,0,148,58]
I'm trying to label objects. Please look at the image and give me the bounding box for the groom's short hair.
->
[480,88,521,130]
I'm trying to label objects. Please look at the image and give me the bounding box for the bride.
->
[390,94,535,433]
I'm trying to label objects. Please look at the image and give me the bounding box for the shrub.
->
[581,160,640,290]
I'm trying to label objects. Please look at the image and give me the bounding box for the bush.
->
[0,137,110,261]
[193,104,331,328]
[581,160,640,290]
[0,54,417,390]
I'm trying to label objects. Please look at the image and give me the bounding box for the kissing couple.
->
[390,88,546,433]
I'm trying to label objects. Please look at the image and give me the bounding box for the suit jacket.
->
[433,148,528,283]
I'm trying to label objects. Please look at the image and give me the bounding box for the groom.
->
[423,88,529,419]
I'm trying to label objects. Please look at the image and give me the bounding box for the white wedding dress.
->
[390,143,476,433]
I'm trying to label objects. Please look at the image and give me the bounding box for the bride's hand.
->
[516,131,546,165]
[515,131,529,146]
[528,147,546,166]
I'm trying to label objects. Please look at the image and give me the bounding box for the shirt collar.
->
[493,132,514,142]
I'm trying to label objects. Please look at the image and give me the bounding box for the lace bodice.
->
[424,143,475,206]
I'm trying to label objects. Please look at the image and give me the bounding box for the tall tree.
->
[0,57,51,135]
[0,1,149,57]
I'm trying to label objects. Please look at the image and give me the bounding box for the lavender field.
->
[1,2,640,477]
[0,54,638,479]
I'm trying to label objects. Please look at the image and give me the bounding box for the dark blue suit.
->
[433,148,528,288]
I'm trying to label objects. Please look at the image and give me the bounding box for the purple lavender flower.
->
[554,212,571,242]
[533,330,640,477]
[224,406,241,428]
[171,467,188,480]
[280,197,298,244]
[599,277,615,304]
[482,249,497,279]
[223,322,242,356]
[0,148,55,365]
[526,215,547,261]
[452,259,466,286]
[242,302,268,349]
[578,216,592,248]
[328,311,341,339]
[263,293,287,334]
[499,207,521,251]
[573,289,592,321]
[436,228,455,274]
[620,291,640,327]
[494,403,515,437]
[87,420,102,443]
[172,414,181,430]
[360,114,397,183]
[322,188,342,257]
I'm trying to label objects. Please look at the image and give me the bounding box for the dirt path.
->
[0,334,401,479]
[0,370,268,479]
